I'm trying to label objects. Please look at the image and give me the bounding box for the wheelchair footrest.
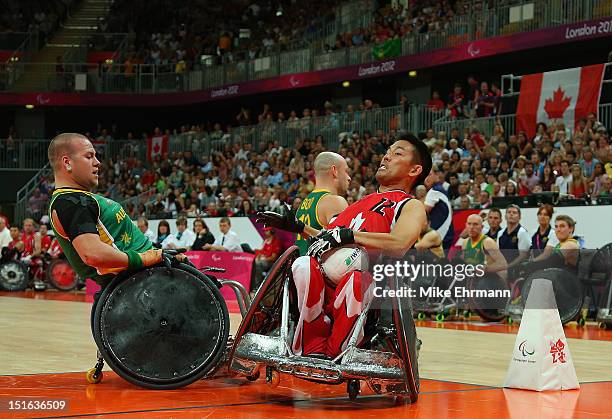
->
[231,333,405,383]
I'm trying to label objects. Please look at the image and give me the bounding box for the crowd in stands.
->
[15,85,611,225]
[327,0,478,52]
[98,0,341,71]
[0,0,78,44]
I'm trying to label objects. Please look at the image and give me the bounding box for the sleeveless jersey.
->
[417,227,445,259]
[49,188,152,283]
[296,189,329,255]
[328,190,413,235]
[463,234,487,265]
[21,232,35,256]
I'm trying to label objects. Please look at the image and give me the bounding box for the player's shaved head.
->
[48,133,89,171]
[467,214,483,225]
[314,152,345,176]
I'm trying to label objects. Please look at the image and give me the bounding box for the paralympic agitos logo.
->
[518,340,535,357]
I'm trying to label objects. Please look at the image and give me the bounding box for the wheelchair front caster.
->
[86,367,103,384]
[507,316,514,325]
[265,367,280,388]
[246,370,260,382]
[417,312,426,321]
[86,352,104,384]
[435,313,445,322]
[577,317,586,327]
[347,379,360,400]
[462,310,471,319]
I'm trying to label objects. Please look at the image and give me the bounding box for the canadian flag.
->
[516,64,604,139]
[147,135,168,161]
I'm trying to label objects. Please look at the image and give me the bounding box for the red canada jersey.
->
[40,235,52,253]
[21,232,35,255]
[48,238,63,258]
[328,190,413,233]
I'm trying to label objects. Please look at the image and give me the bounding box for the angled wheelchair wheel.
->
[47,259,78,291]
[388,276,420,403]
[591,243,612,274]
[228,246,300,368]
[522,268,583,325]
[468,274,510,322]
[0,261,28,291]
[92,262,229,389]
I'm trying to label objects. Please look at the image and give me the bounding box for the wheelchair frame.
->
[229,246,419,402]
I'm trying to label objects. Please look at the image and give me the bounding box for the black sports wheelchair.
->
[87,246,420,403]
[506,242,612,327]
[0,248,81,292]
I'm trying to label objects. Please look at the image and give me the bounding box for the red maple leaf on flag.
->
[153,142,160,153]
[544,87,571,119]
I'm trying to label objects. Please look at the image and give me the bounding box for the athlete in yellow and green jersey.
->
[47,133,167,287]
[293,152,351,255]
[296,189,329,255]
[49,187,153,284]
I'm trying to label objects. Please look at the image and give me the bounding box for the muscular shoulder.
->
[561,240,580,250]
[52,191,99,212]
[396,198,426,224]
[482,236,498,250]
[51,191,100,241]
[317,194,348,225]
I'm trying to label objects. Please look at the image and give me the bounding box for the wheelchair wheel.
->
[92,262,229,389]
[389,275,420,403]
[591,243,612,274]
[0,261,28,291]
[468,274,510,322]
[47,259,78,291]
[522,268,583,325]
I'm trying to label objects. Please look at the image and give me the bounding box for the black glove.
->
[255,203,305,234]
[306,227,355,260]
[161,248,190,268]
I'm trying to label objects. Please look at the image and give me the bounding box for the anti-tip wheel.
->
[347,379,360,400]
[265,367,280,388]
[577,318,586,327]
[246,370,260,382]
[86,368,103,384]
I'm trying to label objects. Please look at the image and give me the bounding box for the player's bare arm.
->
[482,237,508,276]
[414,229,442,252]
[352,199,426,258]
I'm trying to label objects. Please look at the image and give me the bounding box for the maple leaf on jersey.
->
[544,86,571,119]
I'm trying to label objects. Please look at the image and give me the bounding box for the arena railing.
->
[13,163,52,225]
[3,102,611,172]
[3,0,609,94]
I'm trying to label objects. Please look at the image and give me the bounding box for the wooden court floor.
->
[1,291,611,418]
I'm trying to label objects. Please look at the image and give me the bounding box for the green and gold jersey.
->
[463,234,487,265]
[553,238,578,254]
[49,187,152,284]
[295,189,329,255]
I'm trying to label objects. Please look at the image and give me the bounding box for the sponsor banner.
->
[2,17,610,107]
[185,251,255,300]
[85,250,255,301]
